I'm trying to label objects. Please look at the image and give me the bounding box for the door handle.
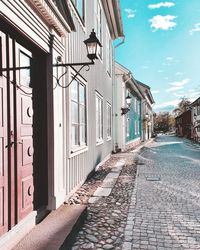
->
[5,140,23,148]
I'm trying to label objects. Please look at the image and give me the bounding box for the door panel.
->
[16,44,34,221]
[0,32,8,235]
[0,29,34,234]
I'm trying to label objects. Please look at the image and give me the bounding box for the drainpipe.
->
[112,37,125,152]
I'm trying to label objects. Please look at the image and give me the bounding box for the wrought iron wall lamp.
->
[53,29,102,89]
[121,93,131,115]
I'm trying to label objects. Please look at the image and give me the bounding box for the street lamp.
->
[53,29,102,88]
[84,29,102,61]
[121,93,132,115]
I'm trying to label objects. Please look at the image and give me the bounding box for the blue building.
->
[113,63,143,152]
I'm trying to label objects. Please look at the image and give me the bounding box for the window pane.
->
[96,95,103,140]
[71,0,84,19]
[80,125,86,144]
[79,105,85,123]
[71,124,78,146]
[20,52,31,87]
[71,102,78,123]
[77,0,83,18]
[107,104,111,137]
[79,84,85,104]
[71,80,78,101]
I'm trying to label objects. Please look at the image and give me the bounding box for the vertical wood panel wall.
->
[66,0,113,196]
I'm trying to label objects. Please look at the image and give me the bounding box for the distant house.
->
[113,63,155,152]
[175,110,192,138]
[113,63,143,151]
[190,97,200,142]
[136,81,155,141]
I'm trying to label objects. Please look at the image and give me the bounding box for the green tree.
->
[154,112,175,132]
[173,97,191,116]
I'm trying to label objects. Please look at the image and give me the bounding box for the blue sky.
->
[115,0,200,112]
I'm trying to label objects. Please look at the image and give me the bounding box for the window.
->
[71,79,87,149]
[197,104,200,115]
[96,92,103,142]
[134,98,137,112]
[19,51,31,87]
[106,26,112,75]
[137,100,140,114]
[135,120,137,135]
[71,0,85,21]
[126,116,130,137]
[95,0,102,59]
[107,102,111,139]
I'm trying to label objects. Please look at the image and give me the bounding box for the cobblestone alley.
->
[70,135,200,250]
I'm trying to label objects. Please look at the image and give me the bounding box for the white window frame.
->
[70,0,85,24]
[106,102,112,140]
[134,98,137,112]
[138,100,140,115]
[106,25,112,76]
[96,92,103,144]
[70,77,87,153]
[126,115,130,138]
[94,0,103,60]
[135,120,137,135]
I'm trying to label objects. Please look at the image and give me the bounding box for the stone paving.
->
[70,155,137,250]
[70,135,200,250]
[124,135,200,250]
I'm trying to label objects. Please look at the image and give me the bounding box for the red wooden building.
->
[175,110,192,138]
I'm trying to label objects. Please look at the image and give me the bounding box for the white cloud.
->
[170,91,198,102]
[164,77,169,80]
[148,2,175,9]
[151,90,160,94]
[170,78,190,87]
[173,92,184,97]
[166,57,173,61]
[124,9,136,18]
[149,15,177,31]
[154,99,179,109]
[189,23,200,35]
[175,72,183,76]
[166,86,183,92]
[142,65,149,69]
[158,70,163,73]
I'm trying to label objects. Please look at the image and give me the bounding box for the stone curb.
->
[89,160,125,203]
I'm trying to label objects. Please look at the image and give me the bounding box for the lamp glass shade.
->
[86,42,97,60]
[126,94,131,106]
[84,29,102,61]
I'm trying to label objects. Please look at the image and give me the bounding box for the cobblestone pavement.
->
[125,135,200,250]
[70,135,200,250]
[70,154,137,250]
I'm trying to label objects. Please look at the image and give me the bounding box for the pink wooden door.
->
[15,44,34,221]
[0,30,34,234]
[0,31,8,235]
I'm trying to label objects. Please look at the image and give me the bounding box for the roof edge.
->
[101,0,124,40]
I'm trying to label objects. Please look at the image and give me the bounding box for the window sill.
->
[96,139,104,146]
[107,137,112,142]
[69,145,88,158]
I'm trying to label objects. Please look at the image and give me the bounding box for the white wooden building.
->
[0,0,123,248]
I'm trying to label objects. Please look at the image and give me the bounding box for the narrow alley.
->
[71,135,200,250]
